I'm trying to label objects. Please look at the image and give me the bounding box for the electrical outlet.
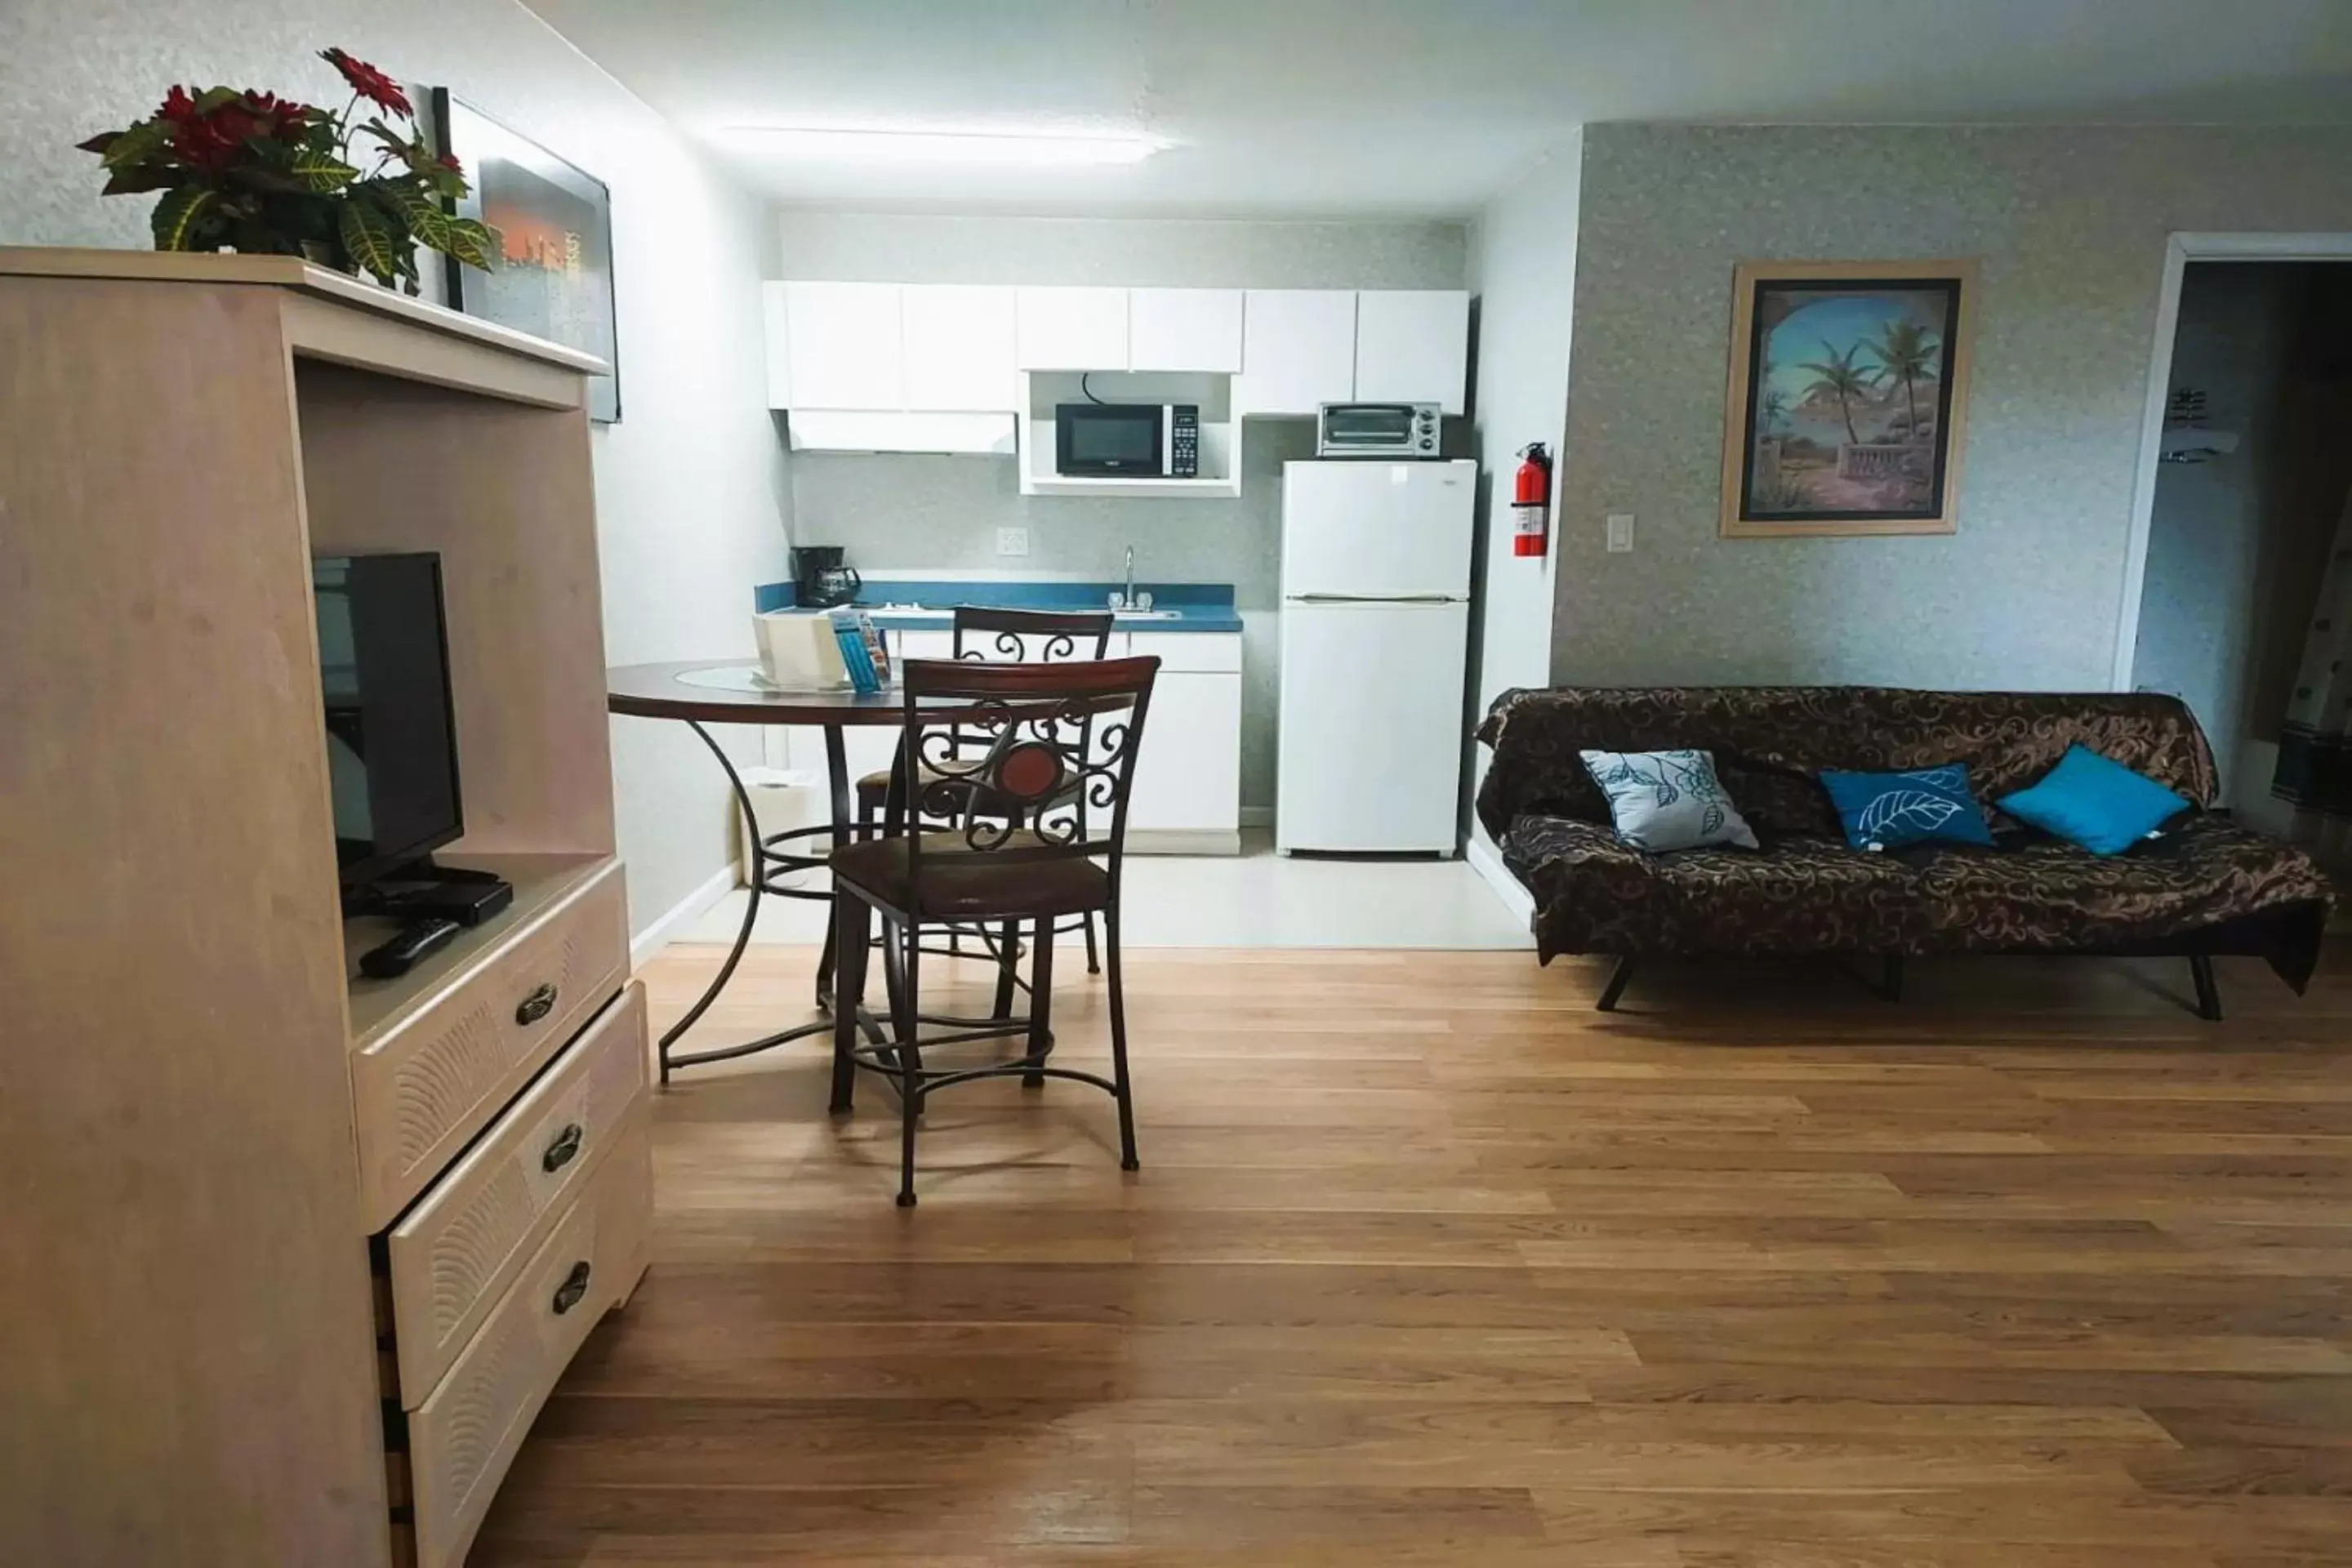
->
[1605,513,1635,553]
[996,526,1030,557]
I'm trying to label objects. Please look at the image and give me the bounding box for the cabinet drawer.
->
[352,860,627,1230]
[1125,631,1242,673]
[408,1119,651,1568]
[386,982,648,1406]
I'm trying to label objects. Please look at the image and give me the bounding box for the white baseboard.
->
[630,862,738,969]
[1240,805,1273,829]
[1129,828,1243,856]
[1465,835,1535,927]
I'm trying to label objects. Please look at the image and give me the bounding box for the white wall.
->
[772,211,1468,812]
[0,0,791,941]
[1463,138,1581,861]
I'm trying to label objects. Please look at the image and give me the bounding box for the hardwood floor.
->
[473,942,2352,1566]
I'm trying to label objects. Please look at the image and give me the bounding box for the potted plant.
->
[77,48,498,293]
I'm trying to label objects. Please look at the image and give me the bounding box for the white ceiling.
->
[523,0,2352,218]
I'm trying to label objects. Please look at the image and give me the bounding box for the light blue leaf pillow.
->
[1818,763,1996,852]
[1579,748,1761,853]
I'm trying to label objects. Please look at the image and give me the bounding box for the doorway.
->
[2123,249,2352,859]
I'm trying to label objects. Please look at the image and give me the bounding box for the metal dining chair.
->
[827,655,1159,1205]
[855,605,1116,976]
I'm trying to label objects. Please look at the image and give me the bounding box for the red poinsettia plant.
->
[78,48,498,292]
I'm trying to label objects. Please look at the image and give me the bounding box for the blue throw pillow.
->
[1818,763,1996,852]
[1996,744,2190,855]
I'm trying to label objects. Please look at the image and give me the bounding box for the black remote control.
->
[360,916,462,979]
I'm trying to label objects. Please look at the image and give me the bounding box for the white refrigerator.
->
[1276,459,1477,854]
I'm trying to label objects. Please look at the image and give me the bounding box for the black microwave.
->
[1056,402,1198,478]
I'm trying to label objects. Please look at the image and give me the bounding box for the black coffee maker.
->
[791,545,861,608]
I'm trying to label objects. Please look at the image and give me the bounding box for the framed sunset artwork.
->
[434,90,621,422]
[1719,259,1976,537]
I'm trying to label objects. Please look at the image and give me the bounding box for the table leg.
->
[814,724,892,1051]
[656,719,766,1083]
[656,719,875,1080]
[813,724,850,1010]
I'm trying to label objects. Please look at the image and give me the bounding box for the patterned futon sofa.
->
[1476,687,2334,1016]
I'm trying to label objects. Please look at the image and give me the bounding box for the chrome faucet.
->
[1109,546,1153,613]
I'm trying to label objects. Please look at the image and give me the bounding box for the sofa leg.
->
[1882,954,1905,1004]
[1596,957,1636,1013]
[2189,954,2223,1022]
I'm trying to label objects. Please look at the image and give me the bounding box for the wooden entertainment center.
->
[0,250,653,1567]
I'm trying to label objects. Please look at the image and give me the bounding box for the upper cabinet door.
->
[1236,290,1356,416]
[1352,290,1471,414]
[1015,287,1130,370]
[1128,288,1243,373]
[901,285,1018,412]
[783,282,903,410]
[761,282,793,408]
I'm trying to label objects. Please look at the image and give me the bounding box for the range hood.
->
[786,411,1017,456]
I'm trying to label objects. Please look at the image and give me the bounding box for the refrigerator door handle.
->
[1285,592,1465,604]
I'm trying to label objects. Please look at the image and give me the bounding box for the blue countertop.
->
[755,577,1243,634]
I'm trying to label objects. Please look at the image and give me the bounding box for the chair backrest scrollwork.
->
[951,605,1115,666]
[893,657,1160,890]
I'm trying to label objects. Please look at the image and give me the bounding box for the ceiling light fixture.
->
[725,125,1167,167]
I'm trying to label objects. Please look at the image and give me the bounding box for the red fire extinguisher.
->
[1512,442,1552,558]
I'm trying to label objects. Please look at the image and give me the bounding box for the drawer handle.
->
[541,1122,586,1174]
[551,1260,592,1316]
[515,982,559,1027]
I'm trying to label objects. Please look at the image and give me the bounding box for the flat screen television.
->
[314,553,463,889]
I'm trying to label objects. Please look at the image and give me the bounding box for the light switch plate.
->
[1605,513,1635,553]
[996,526,1030,557]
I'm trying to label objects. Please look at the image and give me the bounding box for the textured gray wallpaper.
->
[774,211,1469,808]
[1557,125,2352,692]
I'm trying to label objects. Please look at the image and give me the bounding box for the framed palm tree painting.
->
[1719,259,1976,537]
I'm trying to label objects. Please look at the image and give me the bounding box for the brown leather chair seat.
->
[830,830,1111,921]
[856,757,947,800]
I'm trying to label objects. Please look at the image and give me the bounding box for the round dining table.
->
[607,660,924,1080]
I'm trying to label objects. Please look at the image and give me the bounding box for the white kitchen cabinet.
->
[1354,289,1471,414]
[1236,289,1357,416]
[897,630,956,660]
[1128,672,1243,846]
[761,282,794,408]
[901,285,1018,412]
[1123,633,1242,852]
[1128,288,1243,373]
[1015,287,1130,370]
[782,282,902,410]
